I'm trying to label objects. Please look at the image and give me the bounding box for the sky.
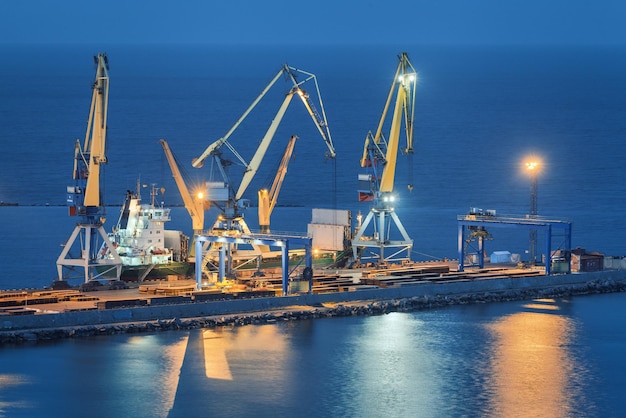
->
[1,0,626,46]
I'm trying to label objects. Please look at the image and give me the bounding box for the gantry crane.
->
[352,52,417,265]
[191,64,336,270]
[258,135,298,233]
[57,53,123,282]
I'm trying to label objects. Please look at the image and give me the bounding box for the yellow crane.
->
[352,52,417,265]
[160,139,207,237]
[57,53,123,283]
[258,135,298,233]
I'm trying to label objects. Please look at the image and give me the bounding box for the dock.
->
[1,262,625,342]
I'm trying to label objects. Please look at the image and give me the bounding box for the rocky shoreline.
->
[2,278,624,345]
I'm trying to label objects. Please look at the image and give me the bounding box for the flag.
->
[358,191,375,202]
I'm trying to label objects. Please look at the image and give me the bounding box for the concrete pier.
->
[1,268,625,344]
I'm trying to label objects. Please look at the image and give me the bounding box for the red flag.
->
[358,191,375,202]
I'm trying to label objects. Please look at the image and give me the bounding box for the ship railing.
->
[458,213,572,224]
[198,228,311,239]
[247,228,312,239]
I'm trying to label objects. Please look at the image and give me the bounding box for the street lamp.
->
[524,158,541,265]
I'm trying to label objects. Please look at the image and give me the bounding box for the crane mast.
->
[56,54,122,283]
[352,52,417,265]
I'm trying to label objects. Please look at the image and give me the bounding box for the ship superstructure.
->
[99,184,190,281]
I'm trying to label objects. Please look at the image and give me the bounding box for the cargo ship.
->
[98,185,191,281]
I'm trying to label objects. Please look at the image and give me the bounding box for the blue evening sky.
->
[1,0,625,46]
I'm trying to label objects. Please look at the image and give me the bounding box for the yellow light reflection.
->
[154,335,188,415]
[203,330,233,380]
[203,325,288,382]
[0,374,31,413]
[0,374,29,387]
[485,302,576,417]
[523,303,560,311]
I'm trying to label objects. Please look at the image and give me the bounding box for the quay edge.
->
[1,269,626,342]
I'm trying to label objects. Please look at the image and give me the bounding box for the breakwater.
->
[2,270,625,344]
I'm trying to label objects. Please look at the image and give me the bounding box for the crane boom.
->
[360,52,417,194]
[82,54,110,209]
[160,139,206,233]
[192,64,335,203]
[192,67,286,168]
[379,85,407,192]
[236,91,295,200]
[258,135,298,232]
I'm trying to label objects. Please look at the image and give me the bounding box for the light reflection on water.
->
[346,313,442,417]
[170,301,596,417]
[0,374,31,415]
[482,299,586,418]
[2,294,620,417]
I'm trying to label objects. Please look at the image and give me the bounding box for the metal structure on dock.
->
[352,52,417,265]
[189,64,336,274]
[194,233,313,295]
[457,210,572,275]
[57,54,122,283]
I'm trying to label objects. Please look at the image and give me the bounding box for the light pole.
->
[525,159,540,265]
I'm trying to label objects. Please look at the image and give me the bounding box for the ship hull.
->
[97,262,192,281]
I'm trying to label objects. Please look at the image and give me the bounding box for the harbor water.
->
[1,44,626,416]
[1,293,625,417]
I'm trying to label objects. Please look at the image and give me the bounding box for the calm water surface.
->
[1,292,625,417]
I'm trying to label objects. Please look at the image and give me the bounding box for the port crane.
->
[352,52,417,264]
[191,64,336,270]
[57,53,123,282]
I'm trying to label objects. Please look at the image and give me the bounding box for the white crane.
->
[192,64,336,271]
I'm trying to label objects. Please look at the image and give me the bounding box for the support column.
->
[545,225,552,275]
[281,241,289,296]
[195,238,203,290]
[219,246,225,282]
[305,243,313,294]
[478,235,485,269]
[458,223,465,272]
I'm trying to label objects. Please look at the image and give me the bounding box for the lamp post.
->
[525,159,540,265]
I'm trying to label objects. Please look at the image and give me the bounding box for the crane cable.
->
[407,152,414,192]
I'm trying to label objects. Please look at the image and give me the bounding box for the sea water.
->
[1,44,626,416]
[0,293,625,417]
